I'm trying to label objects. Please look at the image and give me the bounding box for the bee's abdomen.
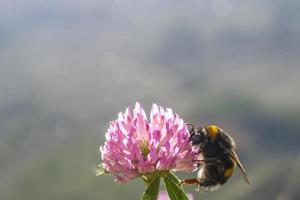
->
[199,154,236,186]
[217,157,236,184]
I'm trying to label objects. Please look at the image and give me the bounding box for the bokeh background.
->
[1,0,300,199]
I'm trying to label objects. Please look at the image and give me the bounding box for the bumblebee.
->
[180,124,250,191]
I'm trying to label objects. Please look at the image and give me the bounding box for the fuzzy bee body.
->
[196,134,236,190]
[181,125,249,191]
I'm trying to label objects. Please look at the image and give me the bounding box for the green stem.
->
[141,175,161,200]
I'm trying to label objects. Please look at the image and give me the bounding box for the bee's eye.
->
[189,134,202,145]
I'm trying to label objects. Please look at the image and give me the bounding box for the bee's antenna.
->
[186,123,194,126]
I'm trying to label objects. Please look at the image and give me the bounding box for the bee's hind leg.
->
[179,178,201,187]
[180,178,219,191]
[179,178,208,191]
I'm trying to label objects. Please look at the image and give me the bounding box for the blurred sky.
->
[1,0,300,119]
[1,0,300,200]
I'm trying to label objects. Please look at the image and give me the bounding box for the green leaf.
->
[165,172,181,184]
[95,164,106,176]
[141,176,161,200]
[164,176,189,200]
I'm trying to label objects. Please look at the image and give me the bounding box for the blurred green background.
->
[1,0,300,199]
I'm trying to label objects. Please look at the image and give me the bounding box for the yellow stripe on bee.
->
[224,167,235,178]
[206,125,219,141]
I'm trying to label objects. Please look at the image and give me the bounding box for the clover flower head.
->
[100,102,197,183]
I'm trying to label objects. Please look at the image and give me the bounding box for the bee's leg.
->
[180,178,220,191]
[193,159,205,167]
[180,178,212,191]
[179,178,201,187]
[193,158,220,166]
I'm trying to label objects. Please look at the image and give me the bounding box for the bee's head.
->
[188,127,207,145]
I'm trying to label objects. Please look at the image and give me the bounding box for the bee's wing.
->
[218,130,250,184]
[226,148,250,184]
